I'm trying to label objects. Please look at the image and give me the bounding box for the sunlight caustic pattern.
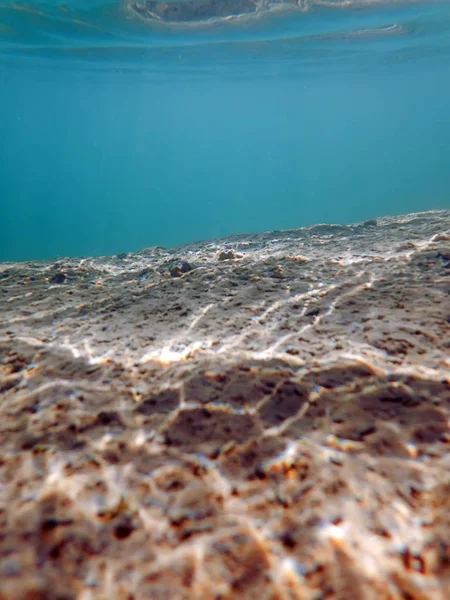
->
[1,210,450,599]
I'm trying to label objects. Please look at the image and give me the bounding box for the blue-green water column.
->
[1,60,450,261]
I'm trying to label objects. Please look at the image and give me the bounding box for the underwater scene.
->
[1,1,450,599]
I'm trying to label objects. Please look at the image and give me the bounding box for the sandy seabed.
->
[1,210,450,600]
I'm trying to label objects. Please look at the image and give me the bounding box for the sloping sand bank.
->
[1,210,450,599]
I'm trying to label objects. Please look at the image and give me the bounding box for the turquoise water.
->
[1,0,450,261]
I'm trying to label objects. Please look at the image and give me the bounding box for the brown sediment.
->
[0,210,450,599]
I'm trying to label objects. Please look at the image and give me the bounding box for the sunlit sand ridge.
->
[0,210,450,599]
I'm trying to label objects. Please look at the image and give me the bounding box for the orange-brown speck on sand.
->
[1,210,450,599]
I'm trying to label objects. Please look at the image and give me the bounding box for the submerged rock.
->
[168,260,194,277]
[49,271,66,284]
